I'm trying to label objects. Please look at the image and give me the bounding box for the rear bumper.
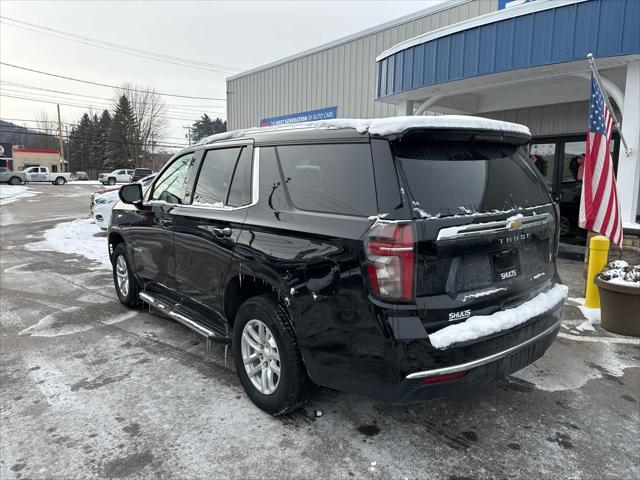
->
[396,317,559,402]
[305,297,563,403]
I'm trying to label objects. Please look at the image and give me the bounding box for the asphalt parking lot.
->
[1,184,639,480]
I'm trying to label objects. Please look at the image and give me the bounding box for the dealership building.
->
[226,0,640,244]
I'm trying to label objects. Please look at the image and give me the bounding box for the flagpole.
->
[586,53,631,156]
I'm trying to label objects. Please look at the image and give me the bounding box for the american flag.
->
[579,73,623,247]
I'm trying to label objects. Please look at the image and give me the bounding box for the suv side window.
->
[275,143,377,216]
[227,147,253,207]
[192,148,241,206]
[151,153,193,204]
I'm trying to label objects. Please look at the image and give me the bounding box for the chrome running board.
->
[139,292,231,347]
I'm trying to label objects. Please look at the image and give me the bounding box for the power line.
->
[0,62,227,101]
[0,16,240,74]
[0,127,189,149]
[0,93,209,122]
[0,85,227,117]
[0,80,227,109]
[1,118,197,142]
[1,117,76,126]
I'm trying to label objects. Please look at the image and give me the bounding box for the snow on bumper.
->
[429,283,568,350]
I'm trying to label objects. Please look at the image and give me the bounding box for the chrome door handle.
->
[159,217,173,227]
[213,227,232,238]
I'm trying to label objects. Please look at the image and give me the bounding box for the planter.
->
[595,277,640,337]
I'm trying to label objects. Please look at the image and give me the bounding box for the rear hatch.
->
[391,130,557,334]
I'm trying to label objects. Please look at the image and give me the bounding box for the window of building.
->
[528,143,555,186]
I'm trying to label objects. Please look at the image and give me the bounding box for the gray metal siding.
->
[227,0,498,129]
[483,101,589,137]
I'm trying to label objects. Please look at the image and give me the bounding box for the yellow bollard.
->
[585,235,610,308]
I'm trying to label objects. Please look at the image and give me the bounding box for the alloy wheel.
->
[241,319,281,395]
[115,255,129,297]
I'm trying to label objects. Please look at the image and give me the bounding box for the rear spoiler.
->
[385,128,531,147]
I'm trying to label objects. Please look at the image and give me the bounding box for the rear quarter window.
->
[275,143,376,217]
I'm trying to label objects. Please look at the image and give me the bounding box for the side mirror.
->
[119,183,143,205]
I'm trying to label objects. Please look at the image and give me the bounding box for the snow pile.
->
[26,218,111,269]
[68,180,104,185]
[95,189,120,203]
[417,204,547,222]
[597,260,640,287]
[566,296,600,332]
[190,201,226,208]
[429,283,568,349]
[0,185,37,206]
[198,115,530,145]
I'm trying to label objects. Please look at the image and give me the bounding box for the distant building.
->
[12,148,67,172]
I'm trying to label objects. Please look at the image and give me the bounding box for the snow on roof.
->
[197,115,531,145]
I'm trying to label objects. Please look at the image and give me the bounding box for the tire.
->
[55,176,66,185]
[233,295,312,415]
[8,176,20,185]
[112,243,140,307]
[108,177,116,186]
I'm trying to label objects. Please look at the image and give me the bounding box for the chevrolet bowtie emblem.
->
[507,218,524,231]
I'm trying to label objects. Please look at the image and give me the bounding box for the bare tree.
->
[35,112,57,136]
[115,84,168,167]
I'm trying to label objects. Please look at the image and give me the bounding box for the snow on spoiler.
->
[429,283,568,350]
[197,115,531,145]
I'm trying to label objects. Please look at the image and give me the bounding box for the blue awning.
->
[376,0,640,100]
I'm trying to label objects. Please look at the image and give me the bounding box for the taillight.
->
[365,222,415,301]
[421,371,467,385]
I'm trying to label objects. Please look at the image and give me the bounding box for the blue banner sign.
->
[260,106,338,127]
[498,0,538,9]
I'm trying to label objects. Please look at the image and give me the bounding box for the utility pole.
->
[65,125,71,169]
[151,132,156,172]
[183,126,191,146]
[56,104,65,172]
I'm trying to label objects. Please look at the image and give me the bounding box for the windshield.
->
[394,141,550,218]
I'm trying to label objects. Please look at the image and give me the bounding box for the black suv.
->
[109,117,565,415]
[130,168,154,183]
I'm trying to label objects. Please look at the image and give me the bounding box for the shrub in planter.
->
[595,261,640,337]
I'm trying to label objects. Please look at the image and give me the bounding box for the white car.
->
[91,174,156,230]
[98,169,134,185]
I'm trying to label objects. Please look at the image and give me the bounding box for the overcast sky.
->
[0,0,443,148]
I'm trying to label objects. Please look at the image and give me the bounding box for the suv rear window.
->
[276,143,376,217]
[394,141,550,217]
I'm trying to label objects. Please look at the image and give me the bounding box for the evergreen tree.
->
[191,114,227,142]
[109,95,139,167]
[96,110,112,169]
[68,113,93,173]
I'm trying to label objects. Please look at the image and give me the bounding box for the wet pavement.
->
[1,184,639,480]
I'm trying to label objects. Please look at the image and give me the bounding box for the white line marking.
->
[557,332,640,345]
